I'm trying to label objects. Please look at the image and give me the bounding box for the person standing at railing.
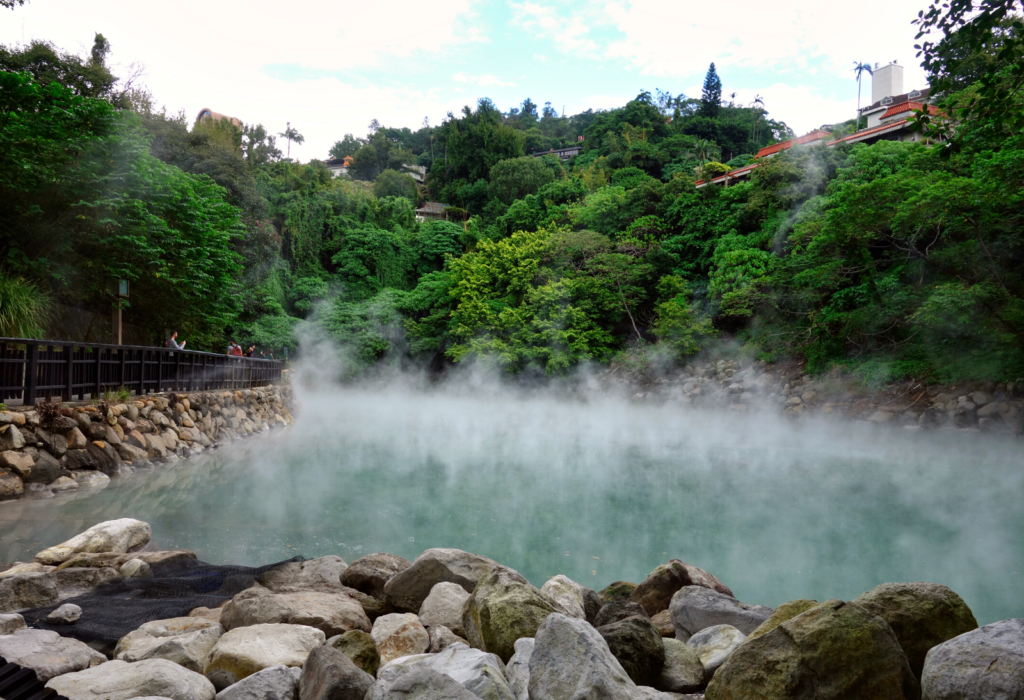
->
[227,340,243,357]
[166,331,186,356]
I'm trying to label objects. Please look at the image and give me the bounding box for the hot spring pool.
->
[2,388,1022,625]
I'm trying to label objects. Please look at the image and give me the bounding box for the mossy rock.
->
[599,581,638,604]
[629,560,734,616]
[745,599,818,641]
[705,599,919,700]
[597,615,666,686]
[462,566,560,663]
[853,582,978,679]
[328,629,380,676]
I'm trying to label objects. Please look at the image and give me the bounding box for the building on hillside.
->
[415,202,449,222]
[326,156,353,177]
[531,144,584,161]
[754,129,833,160]
[406,165,427,185]
[196,108,241,128]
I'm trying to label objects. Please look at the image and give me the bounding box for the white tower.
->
[872,61,904,103]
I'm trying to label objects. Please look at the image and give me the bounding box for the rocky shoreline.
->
[1,519,1021,699]
[0,386,295,502]
[598,358,1024,433]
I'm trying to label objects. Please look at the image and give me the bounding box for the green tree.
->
[700,63,722,118]
[488,156,556,204]
[330,134,363,159]
[373,169,418,202]
[278,123,304,158]
[852,61,873,125]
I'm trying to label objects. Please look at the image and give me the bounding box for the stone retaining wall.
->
[0,386,294,501]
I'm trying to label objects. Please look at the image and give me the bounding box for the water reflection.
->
[1,389,1021,625]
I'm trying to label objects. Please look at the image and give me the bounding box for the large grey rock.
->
[630,560,734,617]
[71,469,110,489]
[371,612,430,665]
[47,602,82,624]
[657,638,703,694]
[540,575,586,619]
[203,622,325,690]
[0,628,105,681]
[853,582,979,679]
[47,658,216,700]
[0,572,58,612]
[50,566,122,601]
[374,642,514,700]
[298,644,374,700]
[669,586,772,641]
[34,518,151,565]
[505,638,533,700]
[341,553,411,599]
[258,556,349,593]
[366,667,478,700]
[598,615,666,686]
[24,451,62,484]
[115,616,225,673]
[0,467,23,500]
[221,585,371,637]
[121,557,154,579]
[418,582,470,636]
[686,624,744,682]
[215,664,300,700]
[596,600,650,628]
[528,612,646,700]
[0,424,25,450]
[921,618,1024,700]
[704,599,919,700]
[0,612,27,634]
[384,548,498,613]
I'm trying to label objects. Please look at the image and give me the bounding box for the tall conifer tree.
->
[700,63,722,118]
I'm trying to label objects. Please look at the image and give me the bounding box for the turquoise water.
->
[2,388,1022,625]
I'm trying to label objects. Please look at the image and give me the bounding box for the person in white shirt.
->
[167,331,186,356]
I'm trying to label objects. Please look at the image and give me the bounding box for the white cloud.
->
[509,1,601,56]
[602,0,928,88]
[730,85,858,136]
[453,72,518,87]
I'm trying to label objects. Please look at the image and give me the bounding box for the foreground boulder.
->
[528,612,646,700]
[853,582,978,679]
[257,556,349,593]
[383,548,498,613]
[670,586,773,641]
[372,642,514,700]
[370,612,430,665]
[596,601,649,628]
[428,624,468,652]
[298,645,374,700]
[658,638,703,694]
[203,623,325,690]
[366,667,478,700]
[341,553,411,599]
[597,615,666,686]
[686,624,744,682]
[34,518,151,565]
[114,616,224,673]
[0,628,105,681]
[326,629,380,676]
[0,612,27,634]
[215,664,300,700]
[921,618,1024,700]
[221,585,371,637]
[705,599,920,700]
[47,658,216,700]
[418,581,470,636]
[463,566,562,663]
[599,581,638,604]
[630,560,734,616]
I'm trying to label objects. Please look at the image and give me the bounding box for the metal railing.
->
[0,338,285,404]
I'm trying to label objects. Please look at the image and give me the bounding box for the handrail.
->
[0,337,285,405]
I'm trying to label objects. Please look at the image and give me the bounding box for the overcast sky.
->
[2,0,932,159]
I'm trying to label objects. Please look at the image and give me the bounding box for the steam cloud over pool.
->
[2,386,1022,625]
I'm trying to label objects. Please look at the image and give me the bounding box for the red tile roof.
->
[755,129,833,158]
[826,119,910,145]
[694,163,762,187]
[881,101,926,119]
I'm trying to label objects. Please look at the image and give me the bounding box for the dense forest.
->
[1,0,1022,383]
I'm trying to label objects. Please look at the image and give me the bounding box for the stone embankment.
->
[2,519,1022,699]
[602,358,1024,433]
[0,386,294,502]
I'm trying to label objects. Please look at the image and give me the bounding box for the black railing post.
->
[24,343,39,405]
[64,345,73,401]
[157,351,164,394]
[174,351,181,391]
[93,347,102,399]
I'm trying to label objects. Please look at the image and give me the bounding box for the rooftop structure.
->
[415,202,449,221]
[754,129,833,159]
[326,155,353,178]
[195,108,241,128]
[531,145,583,161]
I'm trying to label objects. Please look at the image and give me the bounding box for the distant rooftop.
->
[755,129,832,159]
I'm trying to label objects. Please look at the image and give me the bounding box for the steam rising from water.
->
[1,373,1022,625]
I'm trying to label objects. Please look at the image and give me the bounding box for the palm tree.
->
[690,138,721,165]
[750,95,765,143]
[852,62,873,131]
[278,121,304,158]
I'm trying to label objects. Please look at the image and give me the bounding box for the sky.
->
[1,0,932,159]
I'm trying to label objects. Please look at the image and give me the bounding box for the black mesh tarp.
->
[18,556,301,654]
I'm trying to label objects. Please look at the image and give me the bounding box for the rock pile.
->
[1,520,1022,699]
[0,386,294,502]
